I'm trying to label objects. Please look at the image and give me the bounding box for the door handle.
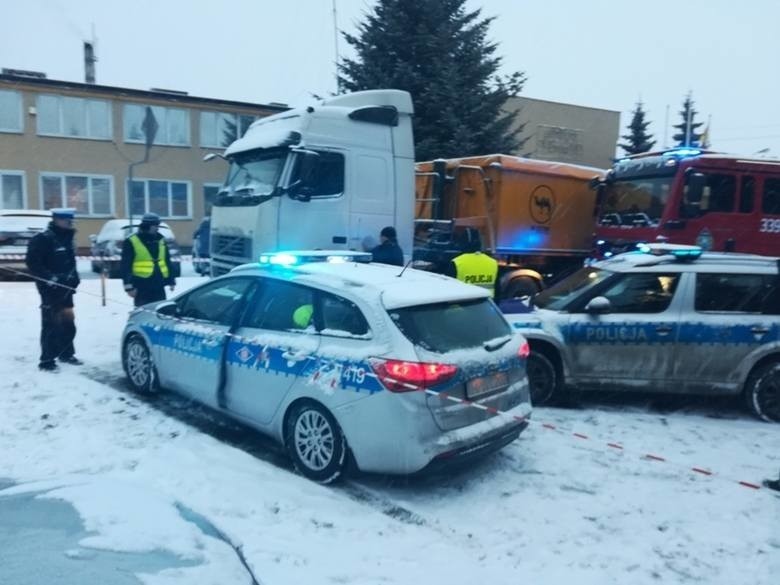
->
[655,325,673,335]
[282,350,309,362]
[750,326,770,335]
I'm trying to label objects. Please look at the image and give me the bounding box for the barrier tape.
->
[0,254,197,262]
[2,264,772,493]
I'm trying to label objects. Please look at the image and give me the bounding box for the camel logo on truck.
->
[530,185,556,225]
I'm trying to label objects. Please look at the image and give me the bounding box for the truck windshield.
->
[215,149,288,207]
[598,176,674,227]
[533,267,612,311]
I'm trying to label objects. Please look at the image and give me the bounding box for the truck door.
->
[278,149,350,250]
[348,151,395,251]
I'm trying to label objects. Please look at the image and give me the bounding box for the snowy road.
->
[0,270,778,584]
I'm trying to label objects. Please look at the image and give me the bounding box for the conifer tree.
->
[339,0,525,161]
[619,101,656,155]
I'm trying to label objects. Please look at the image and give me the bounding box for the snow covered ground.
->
[1,264,778,584]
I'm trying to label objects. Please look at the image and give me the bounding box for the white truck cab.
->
[209,90,415,276]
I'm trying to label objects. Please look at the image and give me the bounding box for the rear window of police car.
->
[388,298,510,352]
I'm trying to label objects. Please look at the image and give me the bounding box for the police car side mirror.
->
[584,296,611,314]
[155,301,178,318]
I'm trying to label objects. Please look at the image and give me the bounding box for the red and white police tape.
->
[0,254,194,262]
[1,264,773,493]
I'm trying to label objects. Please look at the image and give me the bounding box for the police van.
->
[506,244,780,422]
[121,251,532,482]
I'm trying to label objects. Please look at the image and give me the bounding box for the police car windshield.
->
[533,267,612,311]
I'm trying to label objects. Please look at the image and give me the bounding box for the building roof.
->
[0,73,289,113]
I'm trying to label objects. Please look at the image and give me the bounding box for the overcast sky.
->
[3,0,779,158]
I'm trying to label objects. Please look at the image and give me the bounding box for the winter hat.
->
[140,212,161,226]
[380,226,397,240]
[51,208,76,220]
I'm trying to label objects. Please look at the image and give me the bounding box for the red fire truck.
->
[593,148,780,257]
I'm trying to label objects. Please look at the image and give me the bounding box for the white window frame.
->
[123,103,191,147]
[0,170,27,209]
[199,110,256,148]
[35,94,113,140]
[126,177,193,219]
[39,172,115,217]
[0,90,23,133]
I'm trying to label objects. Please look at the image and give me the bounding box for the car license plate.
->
[466,371,509,398]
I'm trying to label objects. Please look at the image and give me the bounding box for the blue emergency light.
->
[258,250,372,266]
[640,243,703,261]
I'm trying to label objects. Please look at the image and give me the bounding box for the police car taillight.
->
[518,341,530,359]
[370,359,458,392]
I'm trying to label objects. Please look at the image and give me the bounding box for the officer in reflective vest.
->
[120,213,176,307]
[448,228,499,297]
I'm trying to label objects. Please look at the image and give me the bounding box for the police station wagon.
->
[121,252,532,482]
[507,245,780,422]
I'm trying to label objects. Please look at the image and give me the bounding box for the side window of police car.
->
[590,273,681,314]
[319,293,370,337]
[176,278,254,325]
[695,274,780,314]
[242,279,316,332]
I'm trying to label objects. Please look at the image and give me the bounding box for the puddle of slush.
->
[0,487,196,585]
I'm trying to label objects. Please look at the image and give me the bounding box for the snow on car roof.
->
[596,251,780,274]
[233,261,490,309]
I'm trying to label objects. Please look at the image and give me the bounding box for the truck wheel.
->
[527,349,560,405]
[285,401,347,483]
[744,360,780,422]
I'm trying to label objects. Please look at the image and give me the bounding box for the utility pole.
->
[332,0,341,94]
[663,104,669,149]
[127,107,158,226]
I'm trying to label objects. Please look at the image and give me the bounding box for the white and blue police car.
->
[507,244,780,422]
[121,251,532,482]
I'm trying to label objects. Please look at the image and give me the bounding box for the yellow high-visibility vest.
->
[453,252,498,295]
[129,234,169,279]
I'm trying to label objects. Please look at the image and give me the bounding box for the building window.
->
[124,104,190,146]
[0,90,23,133]
[129,179,190,218]
[36,95,111,139]
[0,171,25,209]
[203,183,221,215]
[40,173,113,216]
[200,111,255,147]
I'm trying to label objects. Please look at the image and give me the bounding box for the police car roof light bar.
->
[258,250,373,266]
[641,243,703,261]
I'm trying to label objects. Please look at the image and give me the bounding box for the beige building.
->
[0,70,285,249]
[504,96,620,169]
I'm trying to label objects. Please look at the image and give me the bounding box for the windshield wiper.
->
[483,334,512,352]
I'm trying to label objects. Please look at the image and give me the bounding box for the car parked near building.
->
[507,244,780,422]
[90,219,182,278]
[0,209,50,278]
[121,251,532,482]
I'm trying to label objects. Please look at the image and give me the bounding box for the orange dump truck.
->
[414,155,605,296]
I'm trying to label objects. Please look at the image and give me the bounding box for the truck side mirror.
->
[687,172,706,205]
[288,150,320,201]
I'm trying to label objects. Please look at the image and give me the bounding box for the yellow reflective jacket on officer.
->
[453,252,498,295]
[129,234,169,278]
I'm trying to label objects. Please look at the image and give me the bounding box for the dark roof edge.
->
[0,74,289,113]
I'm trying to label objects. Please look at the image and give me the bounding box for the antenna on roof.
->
[84,24,97,84]
[396,258,414,278]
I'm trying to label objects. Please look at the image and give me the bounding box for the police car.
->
[507,244,780,422]
[121,251,532,482]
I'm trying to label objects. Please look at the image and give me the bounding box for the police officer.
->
[447,228,499,297]
[25,208,82,371]
[370,226,404,267]
[120,213,176,306]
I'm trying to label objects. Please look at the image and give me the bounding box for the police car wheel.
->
[527,350,559,405]
[285,402,347,483]
[745,361,780,423]
[123,335,158,394]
